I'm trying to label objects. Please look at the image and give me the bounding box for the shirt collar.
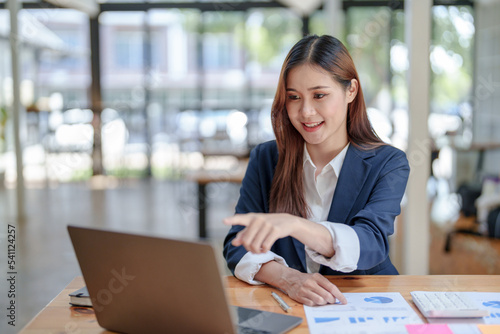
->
[303,143,350,177]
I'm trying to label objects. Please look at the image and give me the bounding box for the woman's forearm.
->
[224,213,335,257]
[254,260,310,296]
[291,216,335,258]
[254,260,291,290]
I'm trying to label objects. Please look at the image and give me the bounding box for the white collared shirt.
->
[234,143,360,285]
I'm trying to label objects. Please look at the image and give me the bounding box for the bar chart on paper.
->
[304,293,422,334]
[348,316,374,324]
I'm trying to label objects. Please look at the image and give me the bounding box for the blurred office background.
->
[0,0,499,332]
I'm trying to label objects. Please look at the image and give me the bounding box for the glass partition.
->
[0,2,475,184]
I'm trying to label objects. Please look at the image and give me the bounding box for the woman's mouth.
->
[302,121,324,132]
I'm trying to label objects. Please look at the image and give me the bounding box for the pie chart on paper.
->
[364,296,394,304]
[483,301,500,308]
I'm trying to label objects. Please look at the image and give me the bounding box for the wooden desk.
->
[185,161,247,239]
[20,275,500,333]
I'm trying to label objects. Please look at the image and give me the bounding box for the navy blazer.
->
[223,140,410,275]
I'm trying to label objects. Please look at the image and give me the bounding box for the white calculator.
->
[411,291,490,318]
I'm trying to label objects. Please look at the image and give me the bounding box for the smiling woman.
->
[285,64,356,172]
[269,35,384,217]
[223,35,410,307]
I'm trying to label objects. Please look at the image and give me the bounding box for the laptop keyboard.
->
[238,326,272,334]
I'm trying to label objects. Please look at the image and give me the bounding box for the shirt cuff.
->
[234,251,288,285]
[305,222,360,273]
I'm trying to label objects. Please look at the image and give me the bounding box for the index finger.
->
[317,276,347,305]
[223,214,252,227]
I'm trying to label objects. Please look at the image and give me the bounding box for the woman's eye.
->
[314,93,326,99]
[287,95,300,100]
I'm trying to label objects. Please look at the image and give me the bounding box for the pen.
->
[271,291,291,313]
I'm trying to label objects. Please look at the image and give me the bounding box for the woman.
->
[223,35,410,307]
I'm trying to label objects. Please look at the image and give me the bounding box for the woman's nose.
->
[300,99,316,116]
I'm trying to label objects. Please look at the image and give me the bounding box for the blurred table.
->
[185,159,247,238]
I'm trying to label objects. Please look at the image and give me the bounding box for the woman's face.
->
[285,64,357,151]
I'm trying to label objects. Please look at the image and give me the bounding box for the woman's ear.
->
[346,79,358,103]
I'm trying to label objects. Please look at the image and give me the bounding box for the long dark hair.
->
[269,35,383,217]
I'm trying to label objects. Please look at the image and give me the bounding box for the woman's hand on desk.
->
[285,271,347,306]
[256,261,347,306]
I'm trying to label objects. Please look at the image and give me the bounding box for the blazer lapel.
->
[328,145,374,224]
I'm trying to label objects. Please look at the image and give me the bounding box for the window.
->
[203,33,236,70]
[115,30,144,69]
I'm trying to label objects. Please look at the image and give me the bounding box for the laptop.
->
[67,225,302,334]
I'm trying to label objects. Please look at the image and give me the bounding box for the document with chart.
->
[304,292,422,334]
[427,292,500,325]
[466,292,500,324]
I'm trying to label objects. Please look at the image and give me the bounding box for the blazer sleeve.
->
[222,142,276,274]
[351,148,410,270]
